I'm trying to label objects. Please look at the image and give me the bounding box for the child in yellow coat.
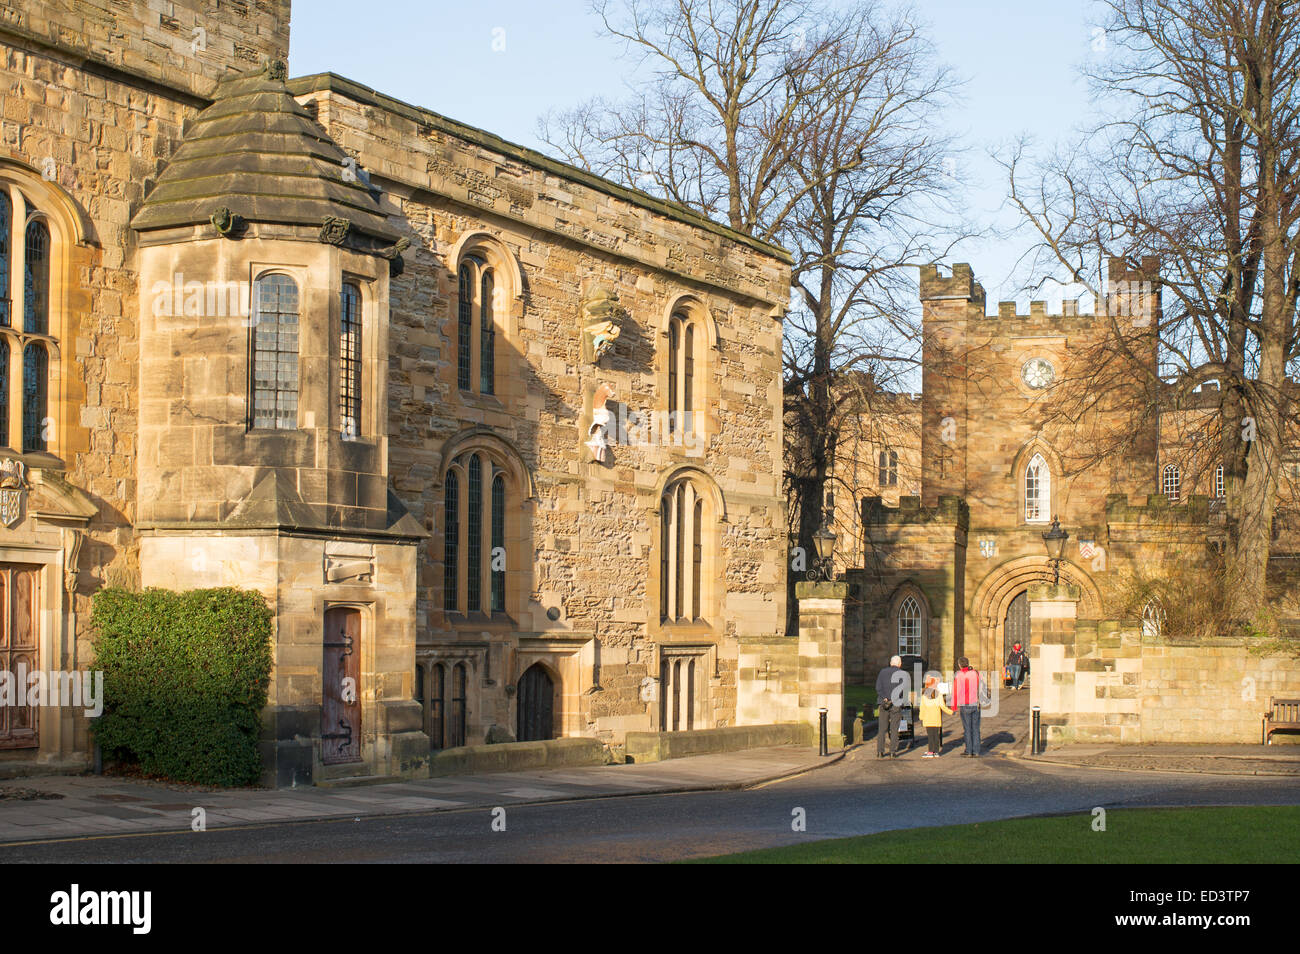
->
[918,676,953,758]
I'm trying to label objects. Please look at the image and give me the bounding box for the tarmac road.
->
[4,752,1298,863]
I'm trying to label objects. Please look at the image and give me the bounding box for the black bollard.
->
[1031,705,1042,755]
[819,707,828,756]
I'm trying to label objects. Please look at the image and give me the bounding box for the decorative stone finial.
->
[319,216,352,245]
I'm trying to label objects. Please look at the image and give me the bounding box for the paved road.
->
[5,752,1297,863]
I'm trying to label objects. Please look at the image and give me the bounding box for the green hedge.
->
[90,586,273,787]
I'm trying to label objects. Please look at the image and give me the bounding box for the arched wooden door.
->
[0,566,39,749]
[516,664,555,742]
[1003,590,1030,665]
[322,607,361,764]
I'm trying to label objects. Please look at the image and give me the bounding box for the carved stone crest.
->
[319,216,352,246]
[210,206,245,237]
[0,458,27,528]
[581,285,622,363]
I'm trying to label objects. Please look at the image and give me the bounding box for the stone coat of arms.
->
[0,458,27,528]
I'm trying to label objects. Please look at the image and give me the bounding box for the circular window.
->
[1021,357,1055,389]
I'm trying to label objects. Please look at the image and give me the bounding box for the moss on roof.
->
[132,65,400,242]
[285,72,792,265]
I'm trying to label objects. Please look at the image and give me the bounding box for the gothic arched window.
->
[443,450,514,616]
[1025,453,1050,523]
[897,595,922,655]
[1162,463,1181,503]
[660,476,712,623]
[667,310,704,436]
[456,255,497,396]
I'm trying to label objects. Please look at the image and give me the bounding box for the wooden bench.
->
[1263,697,1300,745]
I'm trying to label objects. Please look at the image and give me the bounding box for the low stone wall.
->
[1029,584,1300,744]
[624,723,815,763]
[428,738,607,777]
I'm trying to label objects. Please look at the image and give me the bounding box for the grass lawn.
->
[845,685,877,713]
[692,806,1300,863]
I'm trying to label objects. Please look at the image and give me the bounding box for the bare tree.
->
[1003,0,1300,627]
[540,1,965,611]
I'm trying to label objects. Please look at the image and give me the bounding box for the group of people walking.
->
[874,647,1029,759]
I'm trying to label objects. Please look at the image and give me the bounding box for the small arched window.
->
[0,181,64,456]
[1025,453,1050,523]
[1162,463,1181,503]
[339,281,362,438]
[897,596,922,656]
[1213,464,1225,499]
[667,310,704,436]
[1141,598,1165,639]
[443,450,513,617]
[456,255,497,396]
[660,476,711,623]
[251,273,299,430]
[24,219,49,335]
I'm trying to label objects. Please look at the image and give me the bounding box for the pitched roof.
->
[131,61,400,243]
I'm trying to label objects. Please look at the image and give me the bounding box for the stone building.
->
[844,259,1300,741]
[0,0,792,785]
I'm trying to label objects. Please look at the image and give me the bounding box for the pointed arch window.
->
[897,595,922,655]
[667,310,705,437]
[1162,463,1181,503]
[1025,453,1050,523]
[443,450,516,617]
[1213,464,1224,499]
[0,180,64,456]
[1141,598,1165,639]
[250,273,299,430]
[879,449,899,487]
[456,255,497,396]
[660,476,712,624]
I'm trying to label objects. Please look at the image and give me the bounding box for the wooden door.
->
[516,664,554,742]
[0,565,38,749]
[322,607,361,764]
[1004,590,1030,665]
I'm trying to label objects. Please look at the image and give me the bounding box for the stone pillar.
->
[795,581,848,748]
[1027,583,1079,746]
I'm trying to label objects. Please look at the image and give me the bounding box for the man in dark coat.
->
[874,654,912,758]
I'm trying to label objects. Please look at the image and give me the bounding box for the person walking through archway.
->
[1005,642,1029,691]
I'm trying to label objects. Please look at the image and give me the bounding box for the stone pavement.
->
[0,745,837,845]
[854,680,1300,776]
[1023,743,1300,776]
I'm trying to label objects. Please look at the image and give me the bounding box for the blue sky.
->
[290,0,1111,306]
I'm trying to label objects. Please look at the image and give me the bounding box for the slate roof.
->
[132,62,400,243]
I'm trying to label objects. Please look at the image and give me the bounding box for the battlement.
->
[919,263,986,307]
[863,494,968,527]
[1105,492,1222,525]
[1108,254,1161,285]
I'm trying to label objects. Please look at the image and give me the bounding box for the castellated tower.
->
[0,0,292,95]
[918,263,984,507]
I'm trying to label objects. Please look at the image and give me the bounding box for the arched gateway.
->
[967,557,1101,670]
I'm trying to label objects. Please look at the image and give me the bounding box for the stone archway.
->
[968,557,1100,670]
